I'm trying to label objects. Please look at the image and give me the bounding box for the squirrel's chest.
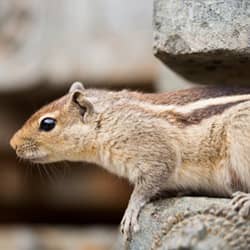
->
[98,144,140,183]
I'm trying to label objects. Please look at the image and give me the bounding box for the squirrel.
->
[10,81,250,241]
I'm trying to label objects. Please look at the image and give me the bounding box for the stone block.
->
[153,0,250,85]
[119,196,250,250]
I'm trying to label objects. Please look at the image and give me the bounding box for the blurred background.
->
[0,0,189,249]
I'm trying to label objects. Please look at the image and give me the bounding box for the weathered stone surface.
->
[153,0,250,85]
[0,0,156,91]
[120,197,250,250]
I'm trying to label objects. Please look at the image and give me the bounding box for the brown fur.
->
[229,167,244,191]
[129,86,250,105]
[27,96,68,126]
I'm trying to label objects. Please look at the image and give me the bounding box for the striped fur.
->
[162,99,250,127]
[129,86,250,105]
[125,87,250,127]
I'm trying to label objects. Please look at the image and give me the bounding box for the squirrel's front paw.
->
[230,191,250,218]
[120,206,141,241]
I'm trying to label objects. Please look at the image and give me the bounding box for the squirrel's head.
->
[10,82,98,163]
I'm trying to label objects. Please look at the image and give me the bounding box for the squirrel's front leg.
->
[120,175,165,241]
[120,141,177,241]
[230,191,250,217]
[120,187,145,241]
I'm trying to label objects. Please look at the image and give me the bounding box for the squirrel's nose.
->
[10,133,18,150]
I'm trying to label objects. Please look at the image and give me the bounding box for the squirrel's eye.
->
[39,118,56,132]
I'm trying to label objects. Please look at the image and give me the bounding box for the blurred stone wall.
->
[0,0,158,91]
[0,226,118,250]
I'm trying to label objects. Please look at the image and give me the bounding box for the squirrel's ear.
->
[70,90,94,116]
[69,81,85,93]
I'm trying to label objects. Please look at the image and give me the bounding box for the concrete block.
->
[153,0,250,85]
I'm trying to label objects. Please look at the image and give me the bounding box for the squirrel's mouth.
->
[28,155,48,163]
[19,155,48,164]
[16,147,48,163]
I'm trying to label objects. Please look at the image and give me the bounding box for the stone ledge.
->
[118,196,250,250]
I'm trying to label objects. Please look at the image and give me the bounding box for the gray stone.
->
[121,196,250,250]
[153,0,250,85]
